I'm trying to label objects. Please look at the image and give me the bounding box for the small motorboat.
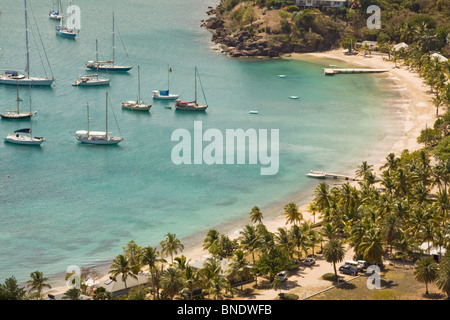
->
[72,74,110,86]
[306,171,326,179]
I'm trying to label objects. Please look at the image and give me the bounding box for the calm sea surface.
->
[0,0,401,283]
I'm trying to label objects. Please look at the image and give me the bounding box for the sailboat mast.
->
[112,13,115,66]
[138,65,141,102]
[194,67,197,103]
[16,82,20,112]
[167,64,170,91]
[105,92,108,139]
[87,103,90,138]
[24,0,30,79]
[96,39,99,63]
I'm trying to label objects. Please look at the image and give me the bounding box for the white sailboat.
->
[4,128,45,145]
[122,66,151,111]
[0,0,55,86]
[49,0,62,20]
[1,82,36,119]
[152,65,180,100]
[55,1,78,38]
[76,92,123,145]
[175,67,208,111]
[4,88,43,145]
[85,13,132,72]
[72,74,110,86]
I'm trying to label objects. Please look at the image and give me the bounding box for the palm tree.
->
[289,224,309,259]
[202,229,220,251]
[228,250,252,290]
[184,266,200,300]
[62,288,81,300]
[380,153,399,172]
[436,252,450,298]
[161,267,185,300]
[160,233,184,263]
[359,228,385,266]
[173,255,191,271]
[122,240,143,274]
[92,286,110,300]
[323,238,346,282]
[313,182,332,212]
[249,205,264,224]
[381,213,403,254]
[141,245,164,299]
[282,202,302,225]
[239,224,261,264]
[109,254,138,293]
[355,161,373,181]
[275,227,294,258]
[414,257,438,295]
[26,271,51,299]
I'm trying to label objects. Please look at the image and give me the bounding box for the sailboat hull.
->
[0,75,54,86]
[0,112,34,120]
[86,64,132,72]
[4,135,44,145]
[76,136,123,145]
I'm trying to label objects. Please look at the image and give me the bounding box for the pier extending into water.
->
[323,68,389,75]
[307,170,359,181]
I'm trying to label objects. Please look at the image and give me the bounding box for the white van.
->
[345,260,365,270]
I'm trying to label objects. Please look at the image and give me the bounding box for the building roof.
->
[431,52,448,62]
[393,42,409,51]
[419,242,447,256]
[97,273,150,294]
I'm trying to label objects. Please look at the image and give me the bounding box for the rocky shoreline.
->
[201,8,283,58]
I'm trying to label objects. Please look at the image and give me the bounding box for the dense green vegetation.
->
[215,0,450,54]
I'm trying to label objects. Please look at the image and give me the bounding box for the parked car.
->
[339,265,359,276]
[303,257,316,266]
[276,271,287,282]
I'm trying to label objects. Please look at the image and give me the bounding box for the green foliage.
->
[0,277,26,300]
[434,136,450,161]
[278,292,299,300]
[371,290,405,300]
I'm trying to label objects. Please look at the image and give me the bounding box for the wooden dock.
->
[307,170,359,181]
[324,68,389,76]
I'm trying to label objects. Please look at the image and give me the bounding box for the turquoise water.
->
[0,0,398,284]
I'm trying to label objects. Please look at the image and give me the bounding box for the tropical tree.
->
[92,286,111,300]
[313,182,332,212]
[62,288,81,300]
[109,254,138,294]
[282,202,302,225]
[414,257,438,295]
[228,250,252,290]
[239,224,262,264]
[184,266,200,300]
[359,227,385,266]
[289,224,309,259]
[0,276,26,300]
[254,246,290,282]
[249,205,264,224]
[26,271,51,299]
[436,252,450,298]
[161,267,185,300]
[323,238,346,282]
[141,245,164,299]
[122,240,143,274]
[202,229,220,251]
[160,233,184,263]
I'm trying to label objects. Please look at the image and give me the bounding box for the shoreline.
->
[43,49,436,299]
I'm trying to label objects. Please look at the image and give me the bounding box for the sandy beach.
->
[44,49,436,300]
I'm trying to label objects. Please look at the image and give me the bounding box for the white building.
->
[296,0,349,8]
